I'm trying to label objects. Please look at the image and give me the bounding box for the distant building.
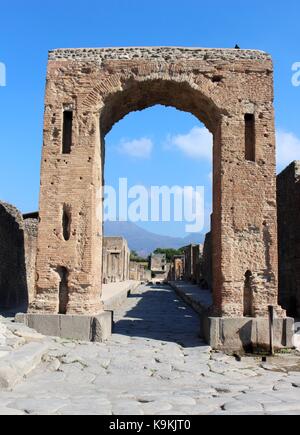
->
[129,261,151,282]
[102,237,130,283]
[150,253,169,280]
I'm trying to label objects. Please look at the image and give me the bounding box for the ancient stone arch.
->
[31,47,285,323]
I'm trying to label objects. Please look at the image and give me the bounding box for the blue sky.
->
[0,0,300,237]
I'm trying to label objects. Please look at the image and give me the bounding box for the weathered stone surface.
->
[31,46,282,321]
[102,280,140,311]
[0,202,28,312]
[16,312,112,342]
[171,281,294,352]
[23,216,38,304]
[0,284,299,415]
[129,261,151,282]
[277,161,300,318]
[0,341,50,389]
[102,237,130,284]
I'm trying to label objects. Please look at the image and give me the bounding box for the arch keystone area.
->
[17,47,294,351]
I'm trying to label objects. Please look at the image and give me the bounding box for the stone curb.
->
[103,281,141,311]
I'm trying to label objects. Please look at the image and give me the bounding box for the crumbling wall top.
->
[0,201,24,230]
[277,161,300,179]
[48,47,271,64]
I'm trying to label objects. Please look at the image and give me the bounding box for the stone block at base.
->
[202,316,294,353]
[15,312,112,342]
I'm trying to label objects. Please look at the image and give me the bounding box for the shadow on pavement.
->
[113,284,205,348]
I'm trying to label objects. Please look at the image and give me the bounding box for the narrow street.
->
[0,284,299,415]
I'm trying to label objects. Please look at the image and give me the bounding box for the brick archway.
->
[31,47,284,322]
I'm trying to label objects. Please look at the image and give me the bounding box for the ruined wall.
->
[183,245,194,281]
[32,46,283,318]
[150,254,167,273]
[192,245,203,284]
[0,202,28,310]
[201,232,212,290]
[129,261,151,282]
[169,256,185,281]
[23,217,39,303]
[102,237,130,283]
[277,161,300,317]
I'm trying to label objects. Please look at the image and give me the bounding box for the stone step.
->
[0,341,50,389]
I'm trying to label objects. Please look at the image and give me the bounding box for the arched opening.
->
[100,79,219,137]
[100,79,215,340]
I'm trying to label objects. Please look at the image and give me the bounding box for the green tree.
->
[153,248,184,262]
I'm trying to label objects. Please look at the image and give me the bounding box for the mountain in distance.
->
[104,221,205,257]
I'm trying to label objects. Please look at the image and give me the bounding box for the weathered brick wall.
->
[0,202,28,310]
[129,261,150,282]
[31,46,284,318]
[201,232,212,290]
[23,217,38,303]
[192,245,203,284]
[277,161,300,317]
[183,245,194,281]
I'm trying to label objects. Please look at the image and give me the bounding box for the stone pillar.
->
[24,218,38,304]
[31,101,104,315]
[212,109,282,318]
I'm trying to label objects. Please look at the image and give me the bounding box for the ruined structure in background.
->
[192,245,203,284]
[182,244,203,284]
[169,255,185,281]
[277,161,300,318]
[183,245,193,282]
[0,203,37,311]
[150,253,168,281]
[129,261,151,282]
[23,213,39,303]
[201,232,212,290]
[20,46,292,349]
[102,237,130,284]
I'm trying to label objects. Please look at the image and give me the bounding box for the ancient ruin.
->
[169,255,185,281]
[277,161,300,318]
[9,46,291,350]
[102,237,130,284]
[150,253,168,281]
[0,202,28,311]
[129,261,151,282]
[23,213,39,304]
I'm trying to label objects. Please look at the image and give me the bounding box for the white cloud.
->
[165,126,213,160]
[276,130,300,171]
[118,137,153,159]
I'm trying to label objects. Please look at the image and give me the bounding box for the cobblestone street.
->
[0,284,300,415]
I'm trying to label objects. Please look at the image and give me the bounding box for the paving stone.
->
[223,400,264,413]
[112,400,143,415]
[8,398,67,414]
[0,407,26,415]
[142,400,173,414]
[0,342,50,389]
[0,284,299,415]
